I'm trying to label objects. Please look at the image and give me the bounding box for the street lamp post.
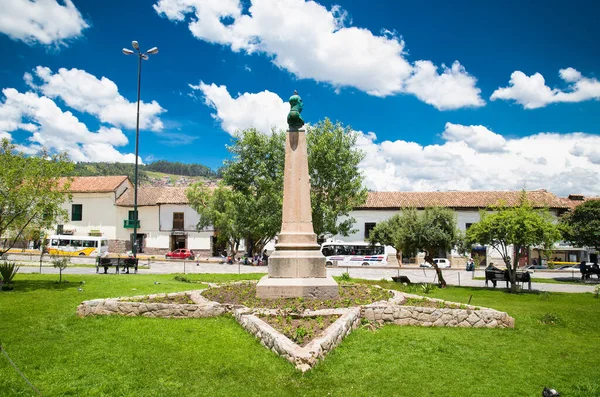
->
[123,41,158,259]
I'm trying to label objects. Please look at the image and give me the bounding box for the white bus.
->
[46,235,109,257]
[320,241,388,266]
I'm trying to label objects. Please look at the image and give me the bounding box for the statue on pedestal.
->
[287,91,304,130]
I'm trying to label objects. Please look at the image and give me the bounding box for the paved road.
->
[13,255,598,293]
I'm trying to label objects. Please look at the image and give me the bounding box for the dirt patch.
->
[127,294,195,304]
[403,297,471,309]
[258,314,341,346]
[202,282,393,311]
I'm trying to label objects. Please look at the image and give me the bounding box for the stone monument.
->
[255,92,339,299]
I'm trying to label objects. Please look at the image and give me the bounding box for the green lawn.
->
[1,273,599,396]
[473,276,599,285]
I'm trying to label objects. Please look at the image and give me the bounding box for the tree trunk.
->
[395,250,402,267]
[425,254,447,287]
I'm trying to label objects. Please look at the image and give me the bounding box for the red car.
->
[165,248,195,260]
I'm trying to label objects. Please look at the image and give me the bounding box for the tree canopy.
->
[369,207,460,287]
[0,139,73,255]
[186,119,367,255]
[466,193,562,292]
[561,200,600,251]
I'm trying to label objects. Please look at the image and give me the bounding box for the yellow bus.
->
[46,235,108,257]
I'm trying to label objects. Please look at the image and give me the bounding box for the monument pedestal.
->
[255,275,339,299]
[256,126,339,299]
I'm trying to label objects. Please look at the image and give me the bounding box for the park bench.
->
[96,257,138,274]
[580,264,600,280]
[485,268,531,290]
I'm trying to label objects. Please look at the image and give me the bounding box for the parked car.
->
[419,258,451,268]
[524,264,548,270]
[166,248,195,260]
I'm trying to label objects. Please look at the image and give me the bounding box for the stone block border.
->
[76,284,514,371]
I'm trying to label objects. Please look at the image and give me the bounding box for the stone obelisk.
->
[255,92,339,299]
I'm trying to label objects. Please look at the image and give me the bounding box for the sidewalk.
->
[15,262,598,293]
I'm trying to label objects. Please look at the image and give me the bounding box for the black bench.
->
[485,268,531,290]
[96,257,138,274]
[580,264,600,280]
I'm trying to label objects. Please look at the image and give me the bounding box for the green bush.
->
[340,272,351,281]
[0,261,20,286]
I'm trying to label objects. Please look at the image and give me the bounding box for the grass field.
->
[472,275,600,285]
[1,273,599,396]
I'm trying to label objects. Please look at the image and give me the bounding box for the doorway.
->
[130,234,145,253]
[170,235,187,251]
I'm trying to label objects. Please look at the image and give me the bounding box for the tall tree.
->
[307,119,368,237]
[187,119,367,255]
[466,192,562,292]
[561,199,600,252]
[0,139,73,256]
[369,207,460,287]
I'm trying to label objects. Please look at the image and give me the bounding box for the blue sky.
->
[1,0,599,196]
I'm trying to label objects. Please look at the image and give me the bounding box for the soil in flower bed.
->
[202,282,393,311]
[403,297,474,309]
[127,294,195,304]
[257,314,341,346]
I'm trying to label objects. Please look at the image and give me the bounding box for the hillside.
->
[66,161,221,187]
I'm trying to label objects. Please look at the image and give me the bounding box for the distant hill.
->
[65,161,221,187]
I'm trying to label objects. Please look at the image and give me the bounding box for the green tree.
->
[0,139,73,256]
[187,120,367,255]
[307,119,368,237]
[52,256,69,283]
[466,192,562,292]
[561,199,600,252]
[369,207,460,287]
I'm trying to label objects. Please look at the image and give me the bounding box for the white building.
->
[57,176,213,256]
[115,187,213,256]
[57,176,131,248]
[335,190,576,267]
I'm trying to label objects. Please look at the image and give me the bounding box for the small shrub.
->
[52,257,69,283]
[0,261,20,286]
[420,283,436,294]
[539,312,565,326]
[340,272,351,281]
[174,275,191,283]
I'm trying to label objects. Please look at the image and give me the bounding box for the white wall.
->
[115,206,159,241]
[159,204,203,231]
[61,192,118,239]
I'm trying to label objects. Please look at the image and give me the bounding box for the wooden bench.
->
[96,257,138,274]
[485,268,531,290]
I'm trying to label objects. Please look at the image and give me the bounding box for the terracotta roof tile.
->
[359,190,570,209]
[60,176,129,193]
[116,187,189,206]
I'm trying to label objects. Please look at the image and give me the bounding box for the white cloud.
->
[190,82,288,135]
[357,125,600,197]
[0,87,138,163]
[28,66,165,131]
[441,122,506,153]
[155,0,484,110]
[491,68,600,109]
[404,61,484,110]
[0,0,88,46]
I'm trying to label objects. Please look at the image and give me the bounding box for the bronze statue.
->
[287,90,304,130]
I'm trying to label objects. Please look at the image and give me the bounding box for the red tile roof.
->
[359,190,570,210]
[60,176,130,193]
[564,195,600,210]
[116,187,189,206]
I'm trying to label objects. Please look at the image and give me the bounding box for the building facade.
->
[335,190,582,267]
